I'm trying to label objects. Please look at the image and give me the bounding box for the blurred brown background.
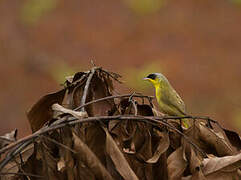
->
[1,0,241,137]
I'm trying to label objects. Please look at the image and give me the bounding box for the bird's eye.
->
[147,74,156,80]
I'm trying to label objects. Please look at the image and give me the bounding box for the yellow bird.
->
[144,73,190,128]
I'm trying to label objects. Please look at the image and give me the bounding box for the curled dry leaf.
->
[27,89,66,132]
[72,131,114,180]
[223,128,241,151]
[169,120,182,150]
[181,170,206,180]
[146,130,170,164]
[0,129,17,149]
[1,143,34,180]
[59,127,75,180]
[167,147,187,179]
[103,127,139,180]
[87,73,115,116]
[197,122,234,156]
[182,138,203,177]
[202,152,241,176]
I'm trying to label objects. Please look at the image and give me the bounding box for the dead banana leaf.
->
[146,130,170,163]
[21,150,45,180]
[72,131,114,180]
[27,89,66,132]
[71,70,115,166]
[38,142,64,180]
[88,73,115,116]
[169,120,182,150]
[181,170,206,180]
[202,152,241,177]
[167,147,187,179]
[223,128,241,151]
[188,147,203,174]
[197,122,234,156]
[181,132,203,174]
[0,129,17,149]
[58,127,75,180]
[1,143,34,180]
[103,127,139,180]
[204,170,241,180]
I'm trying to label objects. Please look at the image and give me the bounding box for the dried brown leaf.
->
[181,170,206,180]
[89,74,115,116]
[72,131,113,180]
[223,128,241,151]
[59,127,75,180]
[167,147,187,179]
[169,120,182,150]
[202,152,241,176]
[146,131,170,163]
[130,124,153,179]
[20,151,45,180]
[0,129,17,149]
[1,144,34,180]
[108,103,155,179]
[189,147,203,174]
[27,89,66,132]
[84,123,107,165]
[75,164,96,180]
[103,127,139,180]
[38,142,63,180]
[181,132,203,175]
[204,170,241,180]
[197,122,234,156]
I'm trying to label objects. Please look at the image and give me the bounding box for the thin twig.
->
[128,92,138,115]
[80,67,97,112]
[74,94,154,111]
[40,135,77,153]
[101,68,122,83]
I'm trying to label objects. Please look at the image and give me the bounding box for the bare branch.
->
[39,135,77,154]
[74,93,154,111]
[80,67,97,111]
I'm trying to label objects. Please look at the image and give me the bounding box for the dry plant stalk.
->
[0,67,241,180]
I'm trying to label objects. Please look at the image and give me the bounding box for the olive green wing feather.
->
[161,86,186,115]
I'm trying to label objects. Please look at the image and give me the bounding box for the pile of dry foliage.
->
[0,67,241,180]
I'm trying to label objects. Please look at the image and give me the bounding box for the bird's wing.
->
[161,86,186,115]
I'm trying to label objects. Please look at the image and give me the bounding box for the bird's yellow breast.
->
[155,83,184,116]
